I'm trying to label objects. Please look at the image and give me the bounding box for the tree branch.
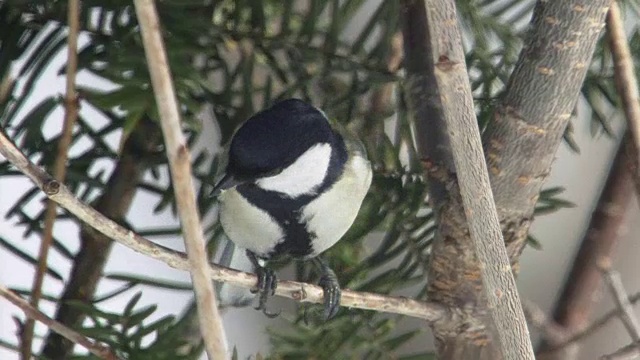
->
[601,341,640,360]
[594,7,640,358]
[600,264,640,345]
[22,1,80,358]
[403,0,609,358]
[607,1,640,197]
[535,290,640,358]
[522,300,568,343]
[540,290,640,355]
[0,107,448,327]
[401,0,534,358]
[599,267,640,360]
[538,134,634,359]
[132,1,228,358]
[0,73,13,106]
[0,284,120,360]
[42,118,163,358]
[539,3,640,357]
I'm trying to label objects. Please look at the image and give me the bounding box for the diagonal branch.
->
[0,284,120,360]
[522,300,568,343]
[401,0,534,358]
[537,293,640,359]
[404,0,609,358]
[133,1,228,358]
[600,264,640,345]
[601,341,640,360]
[0,73,13,106]
[599,265,640,360]
[607,1,640,197]
[22,1,81,358]
[540,4,640,358]
[538,133,635,360]
[0,128,448,323]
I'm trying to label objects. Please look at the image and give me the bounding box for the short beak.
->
[210,174,244,197]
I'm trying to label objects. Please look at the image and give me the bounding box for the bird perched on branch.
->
[212,98,372,319]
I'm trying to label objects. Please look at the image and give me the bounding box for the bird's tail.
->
[214,234,256,308]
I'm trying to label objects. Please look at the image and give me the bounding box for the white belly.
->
[218,153,372,258]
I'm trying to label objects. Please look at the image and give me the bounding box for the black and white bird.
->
[212,98,372,319]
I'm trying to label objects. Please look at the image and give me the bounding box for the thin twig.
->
[541,264,640,359]
[607,1,640,197]
[540,291,640,355]
[599,261,640,344]
[366,32,403,125]
[0,73,14,105]
[531,276,640,360]
[132,1,227,358]
[522,300,568,343]
[22,1,81,358]
[0,129,448,323]
[0,284,120,360]
[601,341,640,360]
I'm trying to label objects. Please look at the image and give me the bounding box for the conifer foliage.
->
[0,0,634,359]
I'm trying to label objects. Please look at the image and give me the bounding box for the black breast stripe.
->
[237,186,314,258]
[236,134,348,259]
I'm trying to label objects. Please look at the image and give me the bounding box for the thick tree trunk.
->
[403,0,610,358]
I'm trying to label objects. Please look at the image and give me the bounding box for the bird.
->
[211,98,372,320]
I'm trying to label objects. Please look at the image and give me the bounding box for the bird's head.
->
[213,99,344,198]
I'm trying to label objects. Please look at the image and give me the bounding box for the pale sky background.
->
[1,2,640,359]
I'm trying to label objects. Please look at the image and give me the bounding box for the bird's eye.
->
[261,167,284,178]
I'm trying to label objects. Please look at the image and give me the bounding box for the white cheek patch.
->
[256,143,332,198]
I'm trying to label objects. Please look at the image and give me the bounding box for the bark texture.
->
[403,0,610,358]
[402,0,534,358]
[42,120,162,359]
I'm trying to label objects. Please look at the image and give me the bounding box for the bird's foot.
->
[247,251,280,318]
[253,266,280,318]
[316,258,341,320]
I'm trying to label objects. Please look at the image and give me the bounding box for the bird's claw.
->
[319,269,341,320]
[252,266,280,317]
[251,266,277,296]
[247,251,280,318]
